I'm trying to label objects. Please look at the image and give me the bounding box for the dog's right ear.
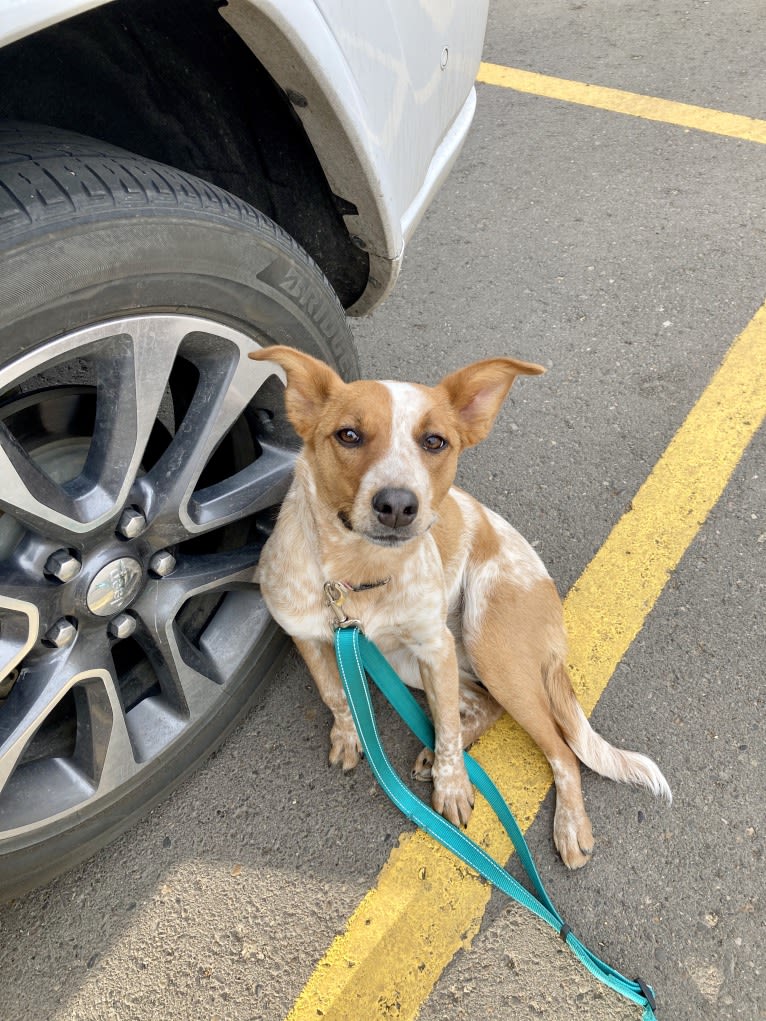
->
[249,345,343,438]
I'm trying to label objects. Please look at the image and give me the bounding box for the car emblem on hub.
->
[87,557,144,616]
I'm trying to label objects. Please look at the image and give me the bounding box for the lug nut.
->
[117,507,146,540]
[149,550,176,577]
[108,612,137,640]
[45,618,78,648]
[44,549,81,583]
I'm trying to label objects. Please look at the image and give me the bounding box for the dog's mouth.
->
[364,532,415,547]
[337,509,429,547]
[338,510,354,532]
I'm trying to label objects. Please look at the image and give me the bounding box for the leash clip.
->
[324,581,363,632]
[635,977,657,1012]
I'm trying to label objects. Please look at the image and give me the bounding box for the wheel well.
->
[0,0,368,307]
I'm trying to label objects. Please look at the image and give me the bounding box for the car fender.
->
[220,0,487,313]
[1,0,487,315]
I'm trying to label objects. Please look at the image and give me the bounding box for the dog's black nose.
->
[372,488,419,529]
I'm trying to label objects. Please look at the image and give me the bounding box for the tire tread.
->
[0,121,356,376]
[0,121,333,299]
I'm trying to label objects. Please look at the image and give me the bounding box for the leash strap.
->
[334,625,658,1020]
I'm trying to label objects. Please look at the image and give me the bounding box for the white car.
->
[0,0,488,898]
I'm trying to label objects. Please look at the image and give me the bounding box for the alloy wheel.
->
[0,313,293,838]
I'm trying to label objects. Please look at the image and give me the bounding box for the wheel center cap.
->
[87,557,144,616]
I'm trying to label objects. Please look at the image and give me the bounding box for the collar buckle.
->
[323,581,363,631]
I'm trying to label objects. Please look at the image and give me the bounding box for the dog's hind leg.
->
[477,654,595,868]
[464,579,596,868]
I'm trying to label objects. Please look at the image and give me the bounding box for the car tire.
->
[0,121,359,900]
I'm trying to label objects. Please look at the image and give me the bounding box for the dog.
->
[249,345,671,868]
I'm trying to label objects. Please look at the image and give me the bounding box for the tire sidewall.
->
[0,216,359,378]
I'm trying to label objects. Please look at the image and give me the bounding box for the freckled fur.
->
[249,345,671,867]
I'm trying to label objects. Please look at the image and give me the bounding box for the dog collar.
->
[323,577,391,632]
[338,577,391,593]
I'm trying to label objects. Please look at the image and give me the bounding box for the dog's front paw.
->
[329,721,362,772]
[411,747,434,782]
[431,762,474,828]
[554,805,595,869]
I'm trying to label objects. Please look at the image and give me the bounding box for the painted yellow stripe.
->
[477,62,766,144]
[565,302,766,704]
[287,304,766,1021]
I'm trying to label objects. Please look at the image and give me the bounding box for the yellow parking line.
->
[477,62,766,144]
[564,305,766,708]
[286,301,766,1021]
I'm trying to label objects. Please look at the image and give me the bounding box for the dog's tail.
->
[544,658,672,802]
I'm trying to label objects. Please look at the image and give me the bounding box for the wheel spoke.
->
[66,670,137,797]
[141,353,277,541]
[167,546,262,597]
[184,441,295,538]
[131,546,261,711]
[76,323,185,509]
[135,614,221,720]
[0,633,134,800]
[0,597,39,694]
[0,425,93,541]
[0,317,188,538]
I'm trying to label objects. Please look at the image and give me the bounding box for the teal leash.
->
[333,624,658,1020]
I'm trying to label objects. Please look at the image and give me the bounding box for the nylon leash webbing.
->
[334,625,658,1020]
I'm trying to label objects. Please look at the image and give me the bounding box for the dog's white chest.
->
[337,542,447,652]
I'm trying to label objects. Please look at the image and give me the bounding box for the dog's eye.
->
[335,427,363,447]
[422,434,448,452]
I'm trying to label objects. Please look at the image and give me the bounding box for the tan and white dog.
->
[249,345,670,868]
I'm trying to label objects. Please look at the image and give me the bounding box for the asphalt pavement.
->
[1,2,764,1020]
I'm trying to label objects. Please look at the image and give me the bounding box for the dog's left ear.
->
[438,356,545,447]
[249,345,343,438]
